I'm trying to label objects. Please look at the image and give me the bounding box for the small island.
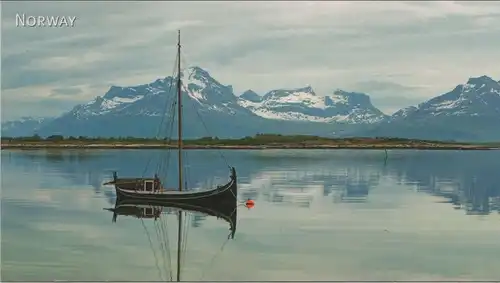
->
[1,134,499,150]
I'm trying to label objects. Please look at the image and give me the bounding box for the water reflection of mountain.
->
[4,149,500,215]
[386,151,500,215]
[240,164,381,207]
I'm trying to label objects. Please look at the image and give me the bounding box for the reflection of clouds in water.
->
[202,228,498,281]
[33,191,53,203]
[33,222,108,240]
[4,185,109,212]
[229,172,500,280]
[3,210,241,280]
[2,162,112,211]
[240,165,380,208]
[2,150,500,280]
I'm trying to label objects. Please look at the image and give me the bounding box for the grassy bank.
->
[2,134,499,150]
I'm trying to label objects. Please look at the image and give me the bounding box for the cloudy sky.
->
[2,1,500,120]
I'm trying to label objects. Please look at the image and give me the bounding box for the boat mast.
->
[177,29,183,193]
[176,29,183,282]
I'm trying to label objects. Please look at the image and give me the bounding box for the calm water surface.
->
[1,149,500,281]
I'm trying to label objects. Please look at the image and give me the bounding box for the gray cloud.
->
[349,80,428,114]
[2,1,500,120]
[371,96,426,115]
[51,87,83,97]
[1,97,79,119]
[353,81,422,94]
[2,68,68,90]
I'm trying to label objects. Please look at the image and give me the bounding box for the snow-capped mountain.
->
[238,86,386,123]
[1,116,53,137]
[3,69,499,142]
[34,67,260,138]
[364,75,500,141]
[24,67,354,138]
[67,67,246,120]
[390,75,500,121]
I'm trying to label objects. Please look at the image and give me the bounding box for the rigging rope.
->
[199,229,234,280]
[179,55,231,169]
[183,147,191,189]
[159,214,174,281]
[142,52,179,180]
[158,97,178,185]
[152,213,171,280]
[198,205,238,280]
[180,211,190,274]
[156,51,181,184]
[140,217,164,281]
[140,206,239,282]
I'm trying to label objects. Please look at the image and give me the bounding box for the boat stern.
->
[230,166,238,202]
[231,167,237,181]
[103,171,118,185]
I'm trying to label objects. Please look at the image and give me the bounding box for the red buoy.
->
[245,199,255,209]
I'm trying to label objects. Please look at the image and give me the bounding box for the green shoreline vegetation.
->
[1,134,499,150]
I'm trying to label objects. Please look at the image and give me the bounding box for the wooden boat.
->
[105,168,237,204]
[103,29,238,204]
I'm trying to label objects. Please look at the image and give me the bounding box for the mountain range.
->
[2,66,500,142]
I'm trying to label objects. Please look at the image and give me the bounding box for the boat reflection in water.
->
[103,198,238,281]
[105,199,237,238]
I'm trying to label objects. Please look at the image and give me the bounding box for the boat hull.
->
[113,167,238,206]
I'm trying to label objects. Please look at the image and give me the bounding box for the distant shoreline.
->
[2,135,499,151]
[1,143,498,150]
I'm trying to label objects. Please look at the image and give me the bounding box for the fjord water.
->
[1,149,499,281]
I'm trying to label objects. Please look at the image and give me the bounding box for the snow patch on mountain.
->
[12,116,48,124]
[390,106,418,120]
[68,78,175,119]
[262,86,329,109]
[2,116,50,128]
[73,94,145,118]
[183,67,210,102]
[248,107,345,122]
[238,86,386,124]
[327,92,349,105]
[181,66,236,108]
[1,116,53,136]
[99,95,145,111]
